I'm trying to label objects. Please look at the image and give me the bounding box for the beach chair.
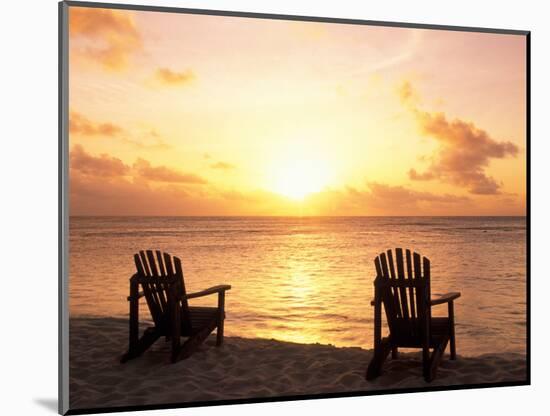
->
[121,250,231,363]
[366,248,460,382]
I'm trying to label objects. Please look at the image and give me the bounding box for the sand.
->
[69,317,527,410]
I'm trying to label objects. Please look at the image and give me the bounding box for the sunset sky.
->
[68,7,527,216]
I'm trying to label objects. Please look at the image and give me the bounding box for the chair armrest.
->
[430,292,461,306]
[127,291,145,301]
[185,284,232,300]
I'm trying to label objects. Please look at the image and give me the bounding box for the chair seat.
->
[429,317,452,345]
[430,317,451,334]
[390,317,451,347]
[185,306,221,335]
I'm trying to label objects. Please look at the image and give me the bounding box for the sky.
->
[68,7,527,216]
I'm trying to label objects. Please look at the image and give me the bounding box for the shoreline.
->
[70,316,527,410]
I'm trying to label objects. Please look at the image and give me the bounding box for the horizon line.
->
[69,214,527,218]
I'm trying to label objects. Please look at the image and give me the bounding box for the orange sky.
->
[68,6,527,216]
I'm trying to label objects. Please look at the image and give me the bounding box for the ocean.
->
[69,216,527,356]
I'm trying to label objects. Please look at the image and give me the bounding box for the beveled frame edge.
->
[66,381,530,415]
[59,1,70,414]
[63,0,530,35]
[58,1,531,415]
[525,31,531,388]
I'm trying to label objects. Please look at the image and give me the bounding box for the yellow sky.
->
[68,7,527,216]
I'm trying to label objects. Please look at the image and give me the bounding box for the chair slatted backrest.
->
[134,250,192,332]
[374,248,431,342]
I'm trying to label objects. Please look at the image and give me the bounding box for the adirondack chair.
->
[366,248,460,382]
[120,250,231,363]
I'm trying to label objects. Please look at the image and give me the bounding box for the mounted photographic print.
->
[59,1,530,414]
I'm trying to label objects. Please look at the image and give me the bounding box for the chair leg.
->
[121,327,162,363]
[216,318,225,346]
[450,333,456,360]
[425,337,449,382]
[422,345,430,380]
[391,347,399,359]
[170,299,182,363]
[127,279,139,360]
[173,321,217,362]
[448,301,456,359]
[216,292,226,347]
[366,338,392,380]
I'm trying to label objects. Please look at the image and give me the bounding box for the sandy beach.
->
[69,317,527,410]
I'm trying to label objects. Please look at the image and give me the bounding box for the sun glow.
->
[272,157,330,200]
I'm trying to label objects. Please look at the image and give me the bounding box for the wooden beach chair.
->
[366,248,460,382]
[121,250,231,363]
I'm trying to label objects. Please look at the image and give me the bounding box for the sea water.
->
[69,216,526,355]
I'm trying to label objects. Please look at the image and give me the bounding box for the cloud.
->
[70,111,171,149]
[70,145,205,185]
[361,182,469,205]
[210,161,236,170]
[302,182,471,216]
[70,172,191,215]
[69,164,255,216]
[133,130,171,150]
[397,80,418,105]
[399,82,519,195]
[69,8,142,70]
[70,171,264,216]
[409,111,519,194]
[69,111,123,137]
[368,182,469,204]
[70,144,129,177]
[68,145,522,215]
[155,68,195,86]
[133,158,207,184]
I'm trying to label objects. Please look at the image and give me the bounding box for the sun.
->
[272,158,330,200]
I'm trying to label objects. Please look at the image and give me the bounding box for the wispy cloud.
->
[155,68,195,86]
[397,80,419,105]
[135,130,171,150]
[210,161,236,170]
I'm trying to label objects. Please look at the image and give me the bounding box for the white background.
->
[1,0,546,415]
